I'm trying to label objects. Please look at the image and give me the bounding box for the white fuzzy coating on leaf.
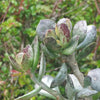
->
[88,68,100,91]
[77,88,98,98]
[77,25,97,50]
[36,19,55,40]
[57,18,72,33]
[69,74,83,91]
[73,20,87,42]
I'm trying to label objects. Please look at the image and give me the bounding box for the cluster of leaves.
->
[0,0,100,100]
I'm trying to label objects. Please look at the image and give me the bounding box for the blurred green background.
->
[0,0,100,100]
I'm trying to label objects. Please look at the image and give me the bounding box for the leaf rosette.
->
[36,18,97,58]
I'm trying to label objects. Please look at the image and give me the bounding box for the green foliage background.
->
[0,0,100,100]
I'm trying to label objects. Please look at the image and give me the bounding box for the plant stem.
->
[66,53,84,86]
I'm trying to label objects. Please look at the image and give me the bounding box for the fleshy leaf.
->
[77,88,98,98]
[36,19,55,41]
[87,68,100,91]
[21,54,33,70]
[16,52,24,65]
[77,42,95,60]
[84,76,91,88]
[62,35,79,55]
[40,44,57,59]
[45,29,56,39]
[65,74,77,99]
[44,36,61,52]
[77,25,97,50]
[50,63,67,88]
[9,56,24,72]
[57,18,72,33]
[73,20,87,42]
[38,52,46,81]
[68,74,83,92]
[16,45,33,70]
[65,74,83,99]
[35,75,60,99]
[15,86,41,100]
[32,36,40,71]
[56,23,70,48]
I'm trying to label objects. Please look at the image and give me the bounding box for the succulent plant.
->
[14,18,98,100]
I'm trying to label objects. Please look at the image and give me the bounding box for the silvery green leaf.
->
[36,19,55,41]
[87,68,100,91]
[65,74,76,100]
[65,82,76,100]
[38,52,46,81]
[50,63,67,88]
[77,88,98,98]
[9,56,24,72]
[68,74,83,92]
[40,44,57,59]
[57,18,72,33]
[35,75,60,99]
[73,20,87,42]
[44,36,61,52]
[33,36,40,71]
[65,74,83,99]
[15,86,41,100]
[84,76,91,88]
[77,42,95,60]
[77,25,97,50]
[62,35,79,55]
